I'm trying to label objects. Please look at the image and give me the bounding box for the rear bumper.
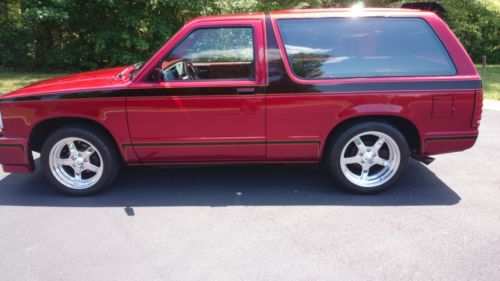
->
[0,137,34,173]
[422,135,478,156]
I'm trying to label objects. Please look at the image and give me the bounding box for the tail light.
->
[471,90,483,128]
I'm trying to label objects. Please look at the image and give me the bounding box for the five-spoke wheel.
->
[41,125,120,195]
[340,131,401,188]
[49,137,104,190]
[326,122,409,193]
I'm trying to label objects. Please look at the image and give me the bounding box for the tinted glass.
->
[160,27,254,81]
[277,18,456,79]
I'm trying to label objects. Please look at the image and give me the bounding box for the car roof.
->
[271,7,424,15]
[187,8,434,24]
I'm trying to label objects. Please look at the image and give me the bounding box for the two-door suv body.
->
[0,8,482,195]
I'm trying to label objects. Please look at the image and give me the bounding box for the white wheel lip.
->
[339,131,401,188]
[48,137,104,190]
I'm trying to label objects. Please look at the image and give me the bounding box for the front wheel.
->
[41,125,120,195]
[326,122,410,194]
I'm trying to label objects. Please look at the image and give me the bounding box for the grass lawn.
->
[0,65,499,99]
[476,64,500,100]
[0,72,65,95]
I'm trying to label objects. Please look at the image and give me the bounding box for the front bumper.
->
[0,137,34,173]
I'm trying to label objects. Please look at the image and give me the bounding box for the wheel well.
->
[29,117,120,157]
[323,116,420,158]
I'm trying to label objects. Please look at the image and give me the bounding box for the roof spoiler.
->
[401,2,446,18]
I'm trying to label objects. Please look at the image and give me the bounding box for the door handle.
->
[237,87,255,95]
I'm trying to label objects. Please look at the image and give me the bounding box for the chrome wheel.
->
[48,137,104,190]
[340,131,401,188]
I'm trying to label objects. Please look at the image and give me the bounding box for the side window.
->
[157,27,255,81]
[277,18,456,79]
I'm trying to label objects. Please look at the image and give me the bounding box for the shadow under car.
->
[0,160,460,207]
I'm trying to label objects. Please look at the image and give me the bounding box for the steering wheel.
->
[160,59,199,81]
[183,60,199,80]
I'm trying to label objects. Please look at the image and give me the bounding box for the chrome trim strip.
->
[0,110,4,131]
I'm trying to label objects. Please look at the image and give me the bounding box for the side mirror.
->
[150,68,163,83]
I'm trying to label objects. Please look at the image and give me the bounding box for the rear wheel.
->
[326,122,410,194]
[41,125,120,195]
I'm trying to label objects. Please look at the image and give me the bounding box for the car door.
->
[126,19,266,163]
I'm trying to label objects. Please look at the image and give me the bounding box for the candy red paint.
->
[0,9,481,173]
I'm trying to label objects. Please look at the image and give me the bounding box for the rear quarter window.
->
[276,17,456,79]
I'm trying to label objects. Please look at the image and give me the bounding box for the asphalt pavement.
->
[0,108,499,281]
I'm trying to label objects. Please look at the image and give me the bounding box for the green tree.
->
[0,0,498,71]
[442,0,499,63]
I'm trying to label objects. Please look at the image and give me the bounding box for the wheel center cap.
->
[75,158,84,165]
[363,152,374,161]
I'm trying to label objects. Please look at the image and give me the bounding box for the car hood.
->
[1,66,131,100]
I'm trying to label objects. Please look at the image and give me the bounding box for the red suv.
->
[0,8,482,195]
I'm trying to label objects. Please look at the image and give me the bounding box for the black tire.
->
[326,121,410,194]
[40,125,120,195]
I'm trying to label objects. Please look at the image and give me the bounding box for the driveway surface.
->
[1,109,499,281]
